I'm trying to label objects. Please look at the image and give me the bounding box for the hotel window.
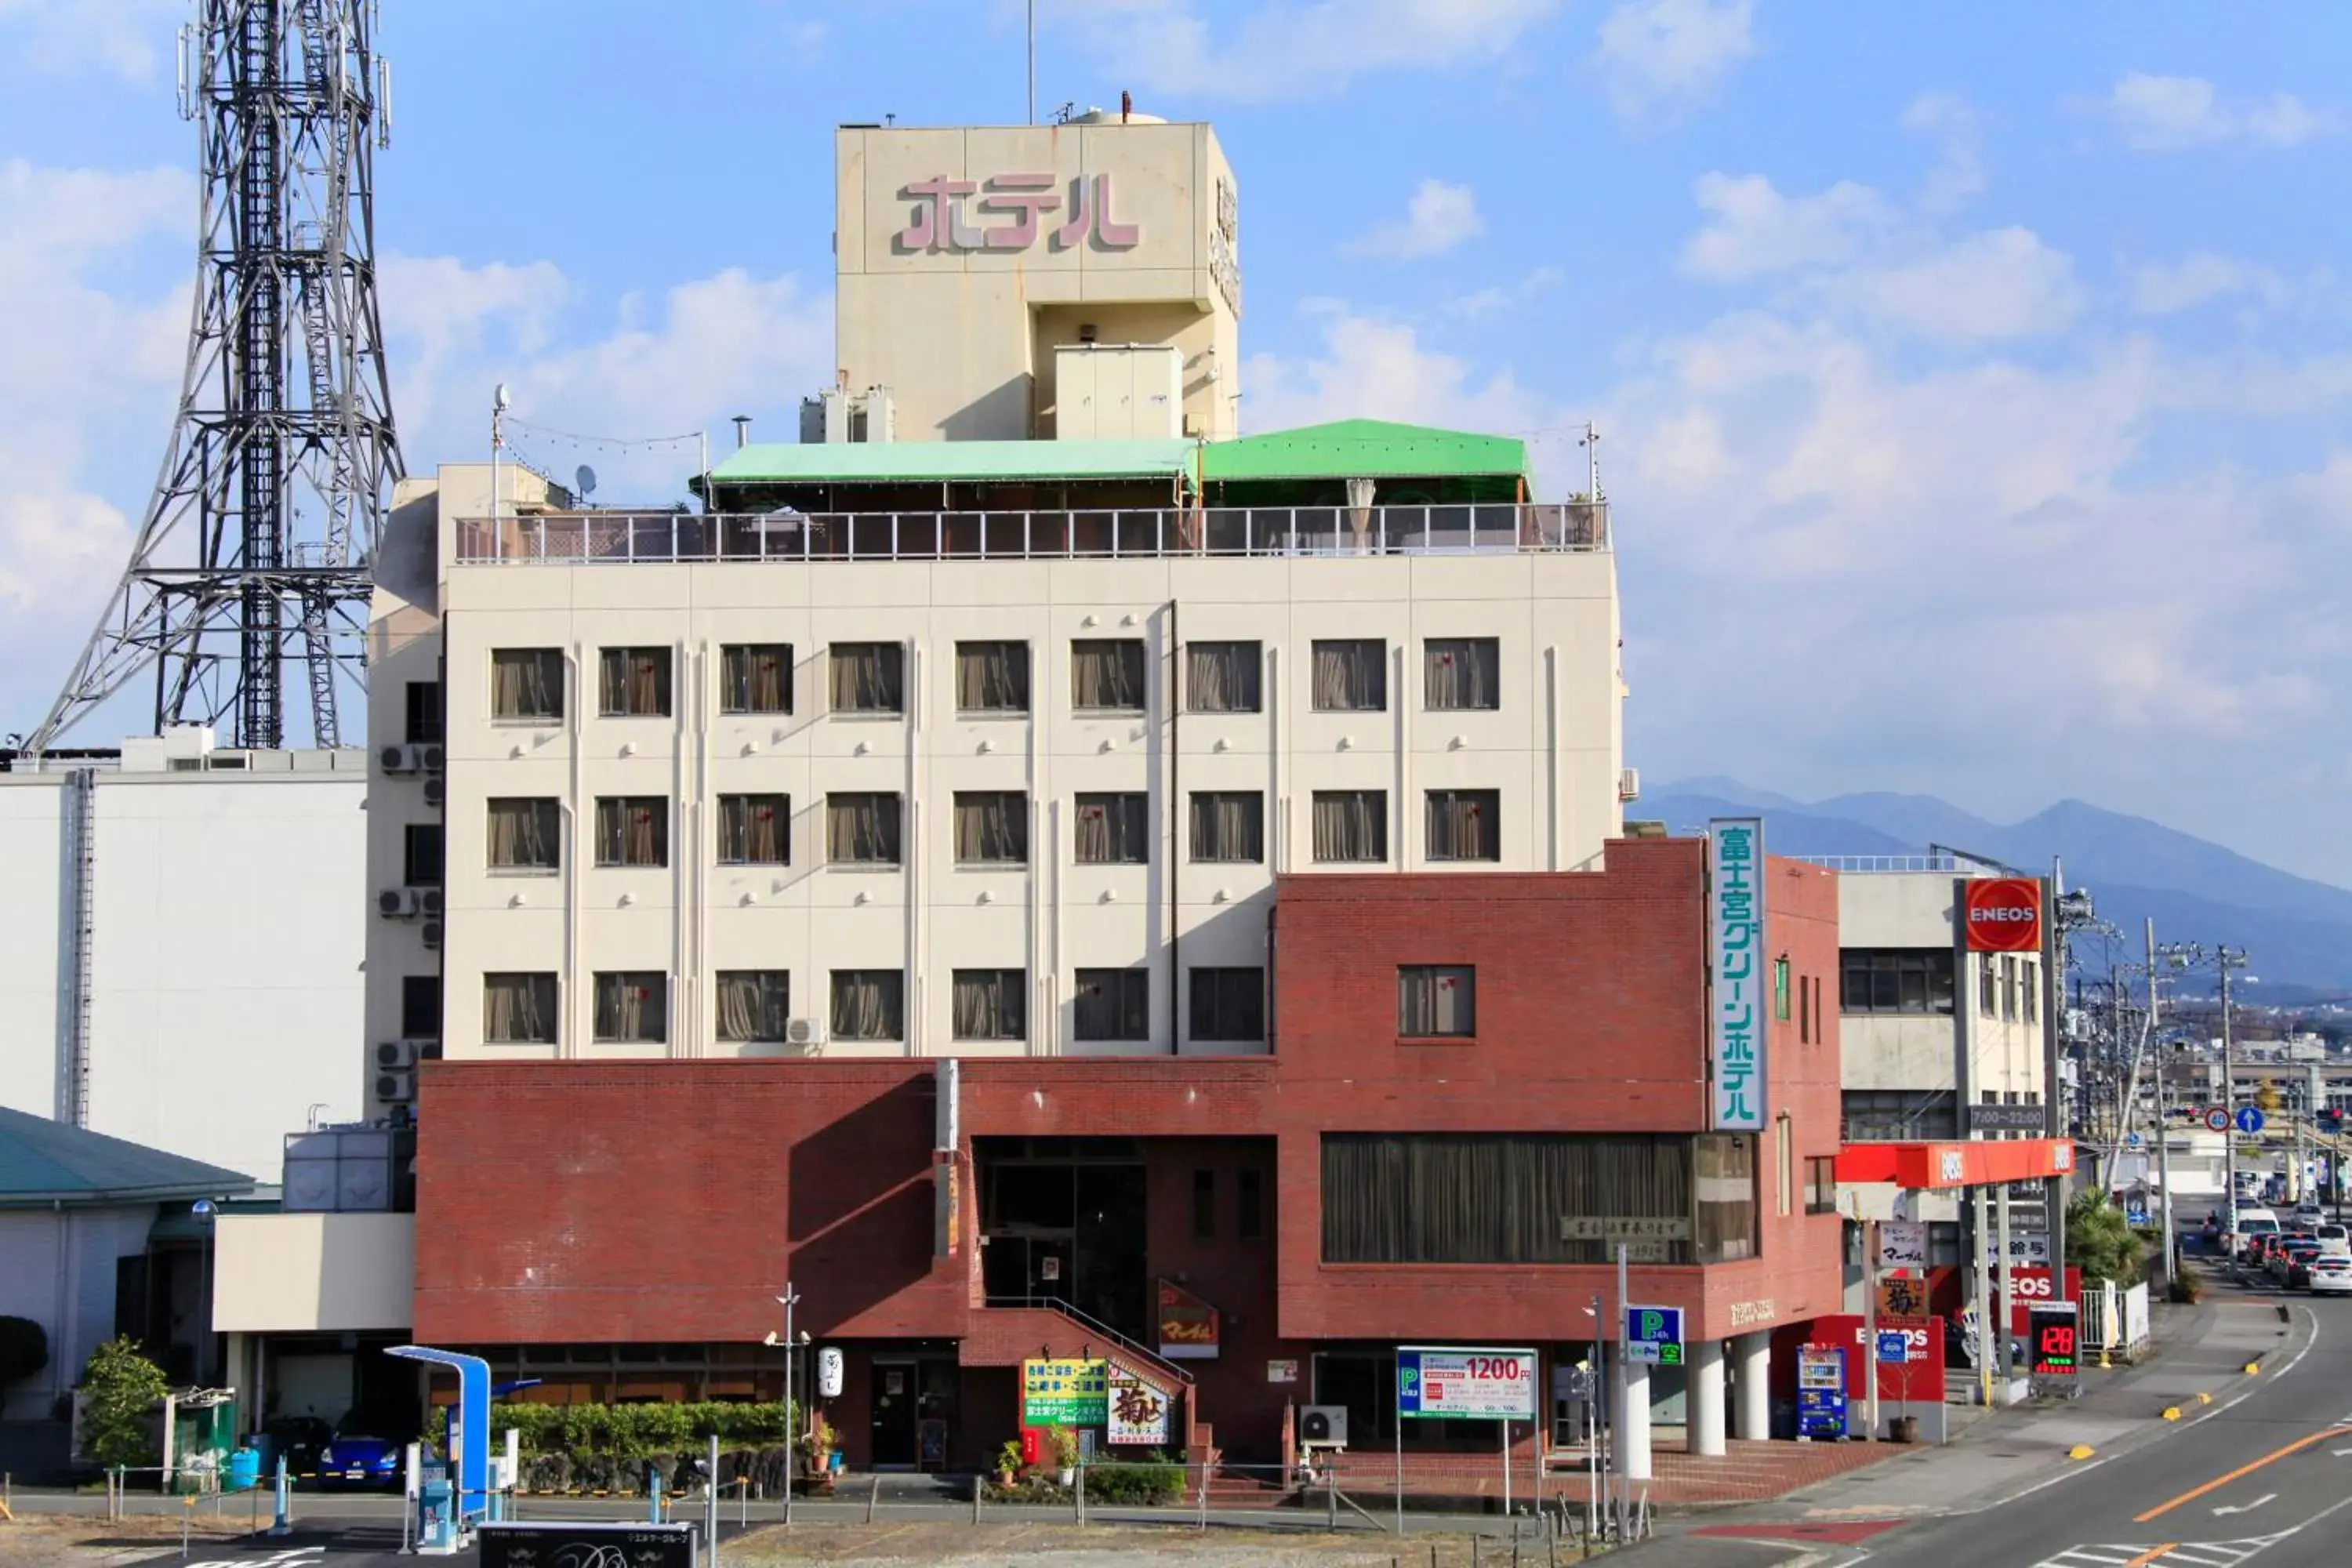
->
[402,824,445,887]
[1311,638,1386,712]
[1074,793,1149,864]
[400,975,441,1040]
[1312,789,1386,863]
[829,641,904,713]
[1773,957,1791,1022]
[826,793,903,865]
[1071,638,1146,712]
[1805,1155,1839,1215]
[1424,637,1499,711]
[487,798,560,872]
[593,971,667,1044]
[1397,965,1475,1037]
[716,971,789,1045]
[2002,956,2018,1020]
[1189,791,1264,863]
[1074,968,1150,1042]
[405,680,444,743]
[490,648,564,721]
[1693,1133,1758,1263]
[830,970,904,1041]
[483,973,557,1044]
[1839,949,1955,1015]
[718,793,789,866]
[2023,960,2039,1019]
[1189,967,1265,1042]
[1425,789,1500,862]
[1775,1114,1795,1218]
[1238,1168,1265,1240]
[1185,641,1261,713]
[952,969,1026,1042]
[955,641,1031,713]
[953,791,1029,865]
[720,643,792,715]
[593,797,669,868]
[597,647,671,717]
[1979,955,1998,1014]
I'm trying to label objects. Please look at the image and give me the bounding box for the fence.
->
[2078,1280,2152,1365]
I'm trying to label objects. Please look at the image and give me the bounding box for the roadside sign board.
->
[1623,1305,1686,1367]
[1875,1330,1909,1366]
[481,1524,692,1568]
[2029,1303,2079,1378]
[1022,1359,1108,1426]
[1396,1346,1537,1420]
[1875,1221,1929,1271]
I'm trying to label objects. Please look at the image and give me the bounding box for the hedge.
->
[1083,1460,1185,1506]
[426,1401,796,1461]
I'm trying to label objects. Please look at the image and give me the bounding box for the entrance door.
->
[870,1361,919,1468]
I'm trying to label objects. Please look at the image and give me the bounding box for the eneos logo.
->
[1963,877,2043,953]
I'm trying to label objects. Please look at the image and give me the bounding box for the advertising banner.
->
[1021,1359,1107,1427]
[1708,818,1768,1131]
[2003,1266,2082,1336]
[1156,1279,1221,1360]
[1396,1347,1538,1420]
[1812,1314,1947,1403]
[1875,1221,1929,1271]
[1105,1371,1172,1446]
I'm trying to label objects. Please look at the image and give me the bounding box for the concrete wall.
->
[0,1206,156,1419]
[212,1213,416,1333]
[1837,869,2045,1106]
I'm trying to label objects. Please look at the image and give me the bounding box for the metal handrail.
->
[1794,854,1960,873]
[980,1293,1196,1387]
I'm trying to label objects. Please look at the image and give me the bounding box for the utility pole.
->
[2220,949,2247,1216]
[2146,920,2175,1274]
[765,1286,801,1526]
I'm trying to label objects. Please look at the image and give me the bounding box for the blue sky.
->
[4,1,2350,882]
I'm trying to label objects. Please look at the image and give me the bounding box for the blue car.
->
[316,1428,404,1489]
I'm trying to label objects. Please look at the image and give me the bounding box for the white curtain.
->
[1074,794,1145,864]
[1425,790,1497,861]
[1072,640,1145,710]
[826,793,902,862]
[723,644,791,714]
[1312,640,1385,711]
[717,971,786,1043]
[1190,791,1262,862]
[953,792,1027,863]
[1425,638,1498,711]
[487,798,557,869]
[956,641,1030,711]
[599,648,670,716]
[831,970,902,1040]
[829,643,903,711]
[492,650,563,720]
[720,794,789,864]
[1312,790,1384,862]
[1185,641,1260,713]
[484,973,555,1043]
[953,970,1025,1040]
[594,972,666,1043]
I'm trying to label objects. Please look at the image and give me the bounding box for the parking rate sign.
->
[1624,1305,1685,1367]
[1396,1348,1537,1420]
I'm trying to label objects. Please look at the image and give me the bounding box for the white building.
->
[0,729,367,1179]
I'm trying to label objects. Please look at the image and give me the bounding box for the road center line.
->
[2132,1427,2349,1523]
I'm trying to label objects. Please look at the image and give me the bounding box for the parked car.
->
[2310,1254,2352,1295]
[316,1414,412,1490]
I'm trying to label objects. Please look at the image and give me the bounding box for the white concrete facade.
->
[1837,868,2047,1107]
[211,1212,416,1334]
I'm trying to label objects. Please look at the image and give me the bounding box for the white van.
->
[2317,1223,2350,1260]
[2234,1208,2280,1261]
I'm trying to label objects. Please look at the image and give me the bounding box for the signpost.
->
[1397,1347,1537,1524]
[2236,1106,2266,1137]
[1622,1306,1686,1367]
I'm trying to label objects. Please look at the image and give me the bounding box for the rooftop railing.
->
[452,501,1608,565]
[1795,853,1960,873]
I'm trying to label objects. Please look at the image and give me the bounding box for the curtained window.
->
[1311,638,1386,712]
[487,798,560,871]
[1397,965,1475,1036]
[718,793,790,865]
[829,642,904,713]
[1074,968,1150,1041]
[956,641,1032,713]
[1189,967,1264,1041]
[1320,1133,1700,1265]
[491,648,564,721]
[1311,789,1386,863]
[829,969,904,1040]
[717,971,789,1044]
[593,971,668,1044]
[1693,1134,1757,1262]
[1424,637,1500,711]
[1185,641,1261,713]
[952,968,1026,1041]
[593,797,669,867]
[826,792,903,864]
[1425,789,1499,862]
[720,643,793,715]
[953,791,1028,864]
[1073,793,1150,864]
[1071,638,1146,711]
[483,972,557,1044]
[1189,790,1264,862]
[597,647,671,717]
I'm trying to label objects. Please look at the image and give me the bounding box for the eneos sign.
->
[1963,877,2043,953]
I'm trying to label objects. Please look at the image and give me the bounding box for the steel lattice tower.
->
[30,0,401,752]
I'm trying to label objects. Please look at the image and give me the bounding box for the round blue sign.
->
[2235,1105,2266,1135]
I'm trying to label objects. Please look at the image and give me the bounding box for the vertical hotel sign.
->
[1709,818,1766,1131]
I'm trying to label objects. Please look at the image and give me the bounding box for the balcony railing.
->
[1795,854,1959,874]
[452,502,1609,565]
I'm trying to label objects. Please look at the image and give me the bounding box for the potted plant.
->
[995,1439,1023,1489]
[797,1413,837,1494]
[1048,1425,1079,1487]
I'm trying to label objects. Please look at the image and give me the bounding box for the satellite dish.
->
[493,383,511,412]
[575,464,598,500]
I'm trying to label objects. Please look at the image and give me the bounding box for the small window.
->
[1425,789,1499,862]
[1185,641,1261,713]
[2023,960,2038,1019]
[1311,789,1386,863]
[1773,957,1791,1022]
[1841,949,1955,1015]
[593,971,668,1044]
[484,973,557,1044]
[953,791,1029,865]
[1397,965,1475,1036]
[1311,638,1386,712]
[831,969,905,1041]
[718,793,790,866]
[1074,968,1150,1042]
[826,793,903,864]
[1189,967,1265,1042]
[1192,1170,1216,1240]
[491,649,564,721]
[721,643,793,715]
[399,975,441,1040]
[1979,955,1997,1014]
[716,971,789,1044]
[488,798,561,871]
[1072,638,1147,712]
[829,641,905,713]
[1424,637,1499,711]
[951,969,1026,1041]
[1074,792,1149,865]
[598,647,672,717]
[1805,1155,1839,1215]
[1776,1115,1795,1218]
[956,641,1031,713]
[594,797,670,868]
[1237,1168,1265,1240]
[1189,790,1264,862]
[405,681,444,744]
[402,824,445,887]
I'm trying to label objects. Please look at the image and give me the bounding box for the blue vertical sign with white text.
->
[1710,818,1767,1131]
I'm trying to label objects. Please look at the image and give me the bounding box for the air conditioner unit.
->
[379,743,422,774]
[377,887,419,919]
[419,888,446,917]
[784,1017,825,1049]
[375,1069,415,1103]
[423,777,446,808]
[420,920,444,951]
[376,1040,419,1070]
[1618,767,1642,804]
[1298,1406,1348,1447]
[419,743,446,773]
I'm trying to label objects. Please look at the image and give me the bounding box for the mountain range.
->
[1645,780,2352,1003]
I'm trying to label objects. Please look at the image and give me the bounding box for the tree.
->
[79,1337,167,1469]
[0,1316,47,1401]
[2066,1190,2145,1286]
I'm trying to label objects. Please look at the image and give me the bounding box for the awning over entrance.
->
[1836,1138,2075,1190]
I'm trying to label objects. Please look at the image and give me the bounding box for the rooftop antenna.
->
[1027,0,1036,125]
[1579,422,1603,502]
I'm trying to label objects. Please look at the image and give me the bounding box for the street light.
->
[762,1287,807,1526]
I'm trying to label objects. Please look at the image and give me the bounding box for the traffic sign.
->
[1624,1305,1685,1367]
[2205,1108,2232,1134]
[1875,1330,1909,1366]
[2235,1105,2266,1136]
[2124,1131,2143,1150]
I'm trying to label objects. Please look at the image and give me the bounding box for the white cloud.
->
[0,0,180,80]
[1593,0,1756,122]
[1067,0,1565,101]
[1849,227,2081,339]
[1902,92,1985,209]
[1341,180,1485,260]
[2128,252,2290,315]
[1241,310,1561,448]
[1680,172,1894,281]
[2096,72,2340,151]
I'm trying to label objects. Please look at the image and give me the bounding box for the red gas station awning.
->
[1836,1138,2075,1190]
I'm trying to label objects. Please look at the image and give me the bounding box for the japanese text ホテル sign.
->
[1709,818,1767,1131]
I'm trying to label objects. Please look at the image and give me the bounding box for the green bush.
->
[1084,1460,1185,1506]
[79,1337,166,1468]
[426,1400,795,1461]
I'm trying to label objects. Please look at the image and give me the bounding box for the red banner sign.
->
[1964,878,2043,952]
[1156,1279,1220,1361]
[1812,1314,1947,1403]
[2005,1266,2081,1335]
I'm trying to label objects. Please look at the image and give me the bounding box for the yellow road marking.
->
[2122,1546,2178,1566]
[2132,1425,2348,1521]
